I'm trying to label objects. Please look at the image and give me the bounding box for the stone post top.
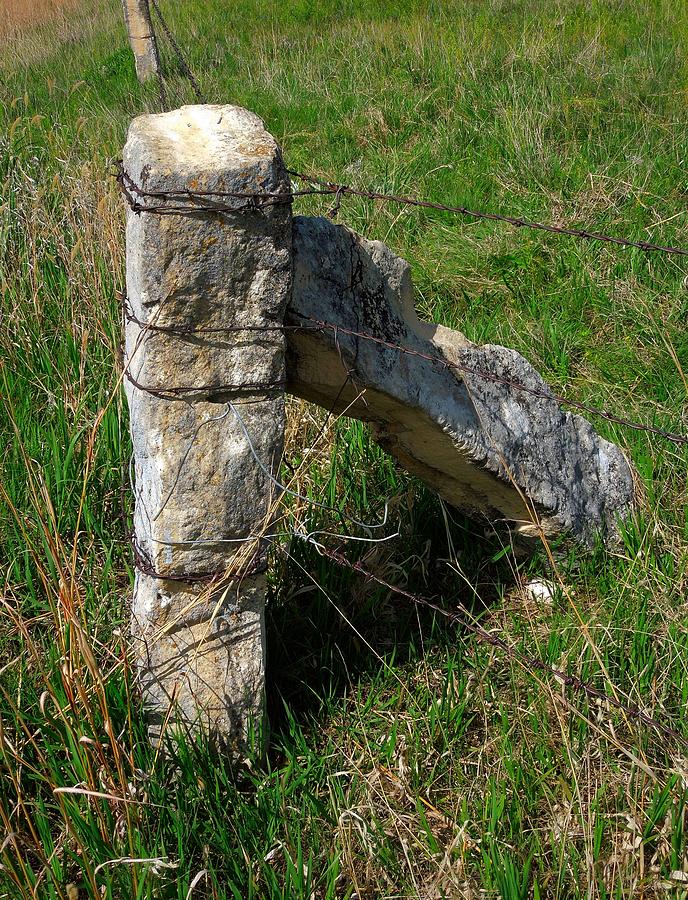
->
[123,104,285,189]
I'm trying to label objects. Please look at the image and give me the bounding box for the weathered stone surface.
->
[123,105,291,744]
[286,216,636,545]
[132,574,267,743]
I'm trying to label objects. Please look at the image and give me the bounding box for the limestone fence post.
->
[122,0,161,84]
[122,105,292,747]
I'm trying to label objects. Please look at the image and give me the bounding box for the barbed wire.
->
[115,163,316,215]
[303,541,688,747]
[294,316,688,446]
[114,160,688,257]
[121,296,688,445]
[114,156,688,456]
[288,170,688,257]
[148,0,204,104]
[125,503,688,748]
[125,0,688,264]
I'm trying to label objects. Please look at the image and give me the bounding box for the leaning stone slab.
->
[123,105,291,745]
[286,216,636,546]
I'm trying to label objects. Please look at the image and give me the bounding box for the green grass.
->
[1,0,688,896]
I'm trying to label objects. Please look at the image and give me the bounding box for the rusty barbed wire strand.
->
[130,532,263,584]
[126,488,688,745]
[114,162,323,215]
[121,298,688,445]
[306,542,688,747]
[114,160,688,257]
[288,170,688,257]
[149,0,204,103]
[294,316,688,446]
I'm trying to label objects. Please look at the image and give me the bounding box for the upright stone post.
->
[122,0,161,84]
[122,105,291,747]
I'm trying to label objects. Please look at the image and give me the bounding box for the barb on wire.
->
[303,540,687,747]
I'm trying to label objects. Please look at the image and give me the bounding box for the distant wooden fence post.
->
[122,0,161,83]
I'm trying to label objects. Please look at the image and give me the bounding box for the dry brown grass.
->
[0,0,78,36]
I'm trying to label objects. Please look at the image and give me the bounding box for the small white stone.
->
[523,578,557,604]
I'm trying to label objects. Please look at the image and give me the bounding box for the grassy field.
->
[1,0,688,896]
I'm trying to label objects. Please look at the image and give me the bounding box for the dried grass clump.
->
[0,0,78,35]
